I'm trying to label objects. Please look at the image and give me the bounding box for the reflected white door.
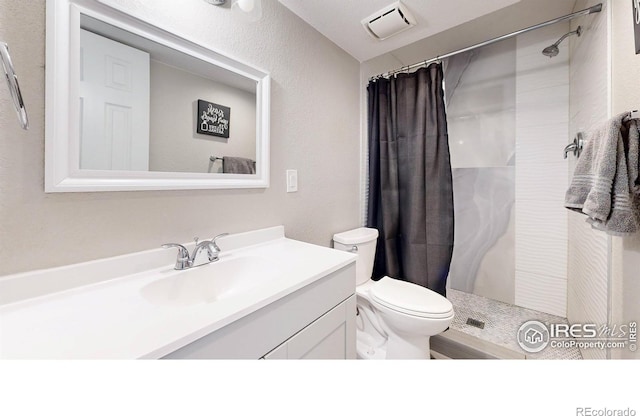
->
[80,29,150,171]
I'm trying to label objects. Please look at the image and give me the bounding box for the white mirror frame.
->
[45,0,270,192]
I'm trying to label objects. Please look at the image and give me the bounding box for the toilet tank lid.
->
[333,227,379,245]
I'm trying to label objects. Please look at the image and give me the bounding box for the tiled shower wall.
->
[567,1,610,360]
[514,24,570,318]
[438,11,609,331]
[447,25,571,318]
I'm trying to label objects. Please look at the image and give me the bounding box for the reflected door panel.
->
[79,29,150,171]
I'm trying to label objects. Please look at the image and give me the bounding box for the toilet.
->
[333,227,454,359]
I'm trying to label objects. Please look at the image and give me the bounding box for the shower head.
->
[542,44,560,58]
[542,26,582,58]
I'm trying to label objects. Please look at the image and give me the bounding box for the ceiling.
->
[278,0,578,63]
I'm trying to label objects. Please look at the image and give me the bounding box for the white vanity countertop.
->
[0,227,356,359]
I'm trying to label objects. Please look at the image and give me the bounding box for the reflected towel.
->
[222,156,256,174]
[564,113,640,235]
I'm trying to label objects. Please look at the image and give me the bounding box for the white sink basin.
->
[140,255,282,307]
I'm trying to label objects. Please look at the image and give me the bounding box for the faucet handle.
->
[161,243,189,254]
[210,233,230,252]
[161,243,191,270]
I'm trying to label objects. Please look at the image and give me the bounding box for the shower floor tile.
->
[446,289,582,359]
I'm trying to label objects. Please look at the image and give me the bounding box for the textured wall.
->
[567,0,610,360]
[612,0,640,359]
[514,23,570,317]
[0,0,361,276]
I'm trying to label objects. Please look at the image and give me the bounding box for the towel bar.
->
[1,42,29,130]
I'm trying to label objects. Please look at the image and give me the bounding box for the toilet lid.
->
[370,277,453,319]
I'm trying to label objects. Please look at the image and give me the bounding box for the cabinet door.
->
[286,295,356,359]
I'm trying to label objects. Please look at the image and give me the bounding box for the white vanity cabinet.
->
[263,296,356,359]
[162,263,357,359]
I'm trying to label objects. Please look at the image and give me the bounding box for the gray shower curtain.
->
[366,64,454,296]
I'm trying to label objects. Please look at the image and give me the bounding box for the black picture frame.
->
[197,99,231,138]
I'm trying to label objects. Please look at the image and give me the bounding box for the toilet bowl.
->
[333,227,454,359]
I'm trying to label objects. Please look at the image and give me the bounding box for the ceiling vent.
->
[362,1,417,41]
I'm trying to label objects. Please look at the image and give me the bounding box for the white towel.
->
[564,112,640,235]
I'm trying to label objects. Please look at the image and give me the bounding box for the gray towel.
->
[222,156,256,174]
[565,112,640,235]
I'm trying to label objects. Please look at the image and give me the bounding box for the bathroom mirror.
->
[45,0,270,192]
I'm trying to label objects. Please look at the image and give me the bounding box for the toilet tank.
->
[333,228,379,285]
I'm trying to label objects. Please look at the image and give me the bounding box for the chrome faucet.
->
[162,233,229,270]
[160,243,191,270]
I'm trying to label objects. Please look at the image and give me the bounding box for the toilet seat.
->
[370,276,454,319]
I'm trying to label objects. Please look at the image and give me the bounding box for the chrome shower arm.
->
[553,26,582,47]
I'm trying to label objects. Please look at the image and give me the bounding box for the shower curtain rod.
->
[369,3,603,81]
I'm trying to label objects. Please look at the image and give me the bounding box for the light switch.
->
[286,169,298,193]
